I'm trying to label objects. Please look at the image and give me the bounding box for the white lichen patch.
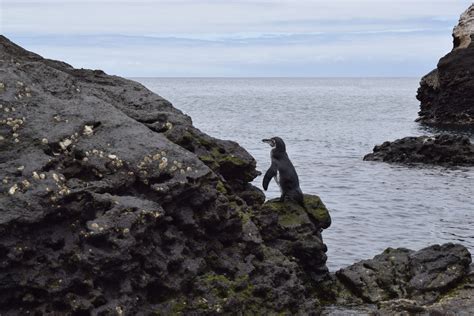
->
[83,125,94,136]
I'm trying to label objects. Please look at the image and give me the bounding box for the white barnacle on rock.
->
[152,153,161,160]
[13,138,19,143]
[83,125,94,136]
[8,184,18,195]
[123,228,130,234]
[108,154,117,160]
[21,179,30,188]
[0,136,4,141]
[12,133,18,138]
[17,165,24,171]
[90,223,99,231]
[115,306,124,316]
[59,138,72,150]
[32,171,40,179]
[180,169,185,175]
[52,173,60,182]
[41,138,48,144]
[40,173,46,180]
[186,166,192,172]
[165,121,173,130]
[142,156,151,164]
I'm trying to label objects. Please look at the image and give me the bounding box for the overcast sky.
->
[1,0,472,77]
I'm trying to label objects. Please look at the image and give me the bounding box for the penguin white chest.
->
[274,171,281,192]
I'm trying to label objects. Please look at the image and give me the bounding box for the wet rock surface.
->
[416,4,474,126]
[0,35,331,315]
[363,134,474,165]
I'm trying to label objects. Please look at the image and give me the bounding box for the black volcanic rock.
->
[328,244,474,315]
[416,4,474,125]
[336,244,472,304]
[363,134,474,165]
[0,36,330,314]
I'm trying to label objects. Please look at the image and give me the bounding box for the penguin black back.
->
[262,137,305,207]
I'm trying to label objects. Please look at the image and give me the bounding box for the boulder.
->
[363,134,474,165]
[336,243,471,305]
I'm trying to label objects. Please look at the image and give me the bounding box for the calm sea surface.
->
[136,78,474,271]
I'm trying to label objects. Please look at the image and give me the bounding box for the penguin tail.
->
[289,188,306,210]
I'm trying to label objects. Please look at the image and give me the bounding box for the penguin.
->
[262,137,305,207]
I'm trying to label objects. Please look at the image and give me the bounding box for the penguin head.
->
[262,137,286,152]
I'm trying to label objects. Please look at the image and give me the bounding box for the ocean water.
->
[136,78,474,271]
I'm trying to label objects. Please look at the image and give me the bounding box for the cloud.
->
[1,0,472,76]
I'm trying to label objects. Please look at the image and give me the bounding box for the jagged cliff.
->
[417,4,474,125]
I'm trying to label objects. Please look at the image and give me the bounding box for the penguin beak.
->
[262,139,274,147]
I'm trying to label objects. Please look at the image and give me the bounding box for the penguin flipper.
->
[263,164,277,191]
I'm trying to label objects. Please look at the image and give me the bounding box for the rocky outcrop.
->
[416,4,474,125]
[321,244,474,314]
[363,134,474,165]
[0,35,331,314]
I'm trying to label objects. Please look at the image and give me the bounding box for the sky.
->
[0,0,472,77]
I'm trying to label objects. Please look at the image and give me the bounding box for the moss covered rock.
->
[254,194,332,282]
